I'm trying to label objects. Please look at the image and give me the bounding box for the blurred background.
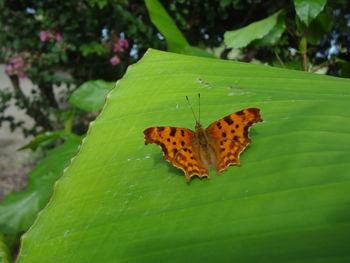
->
[0,0,349,257]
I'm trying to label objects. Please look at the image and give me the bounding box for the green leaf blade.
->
[18,130,66,151]
[294,0,327,26]
[17,49,350,262]
[145,0,188,52]
[0,233,11,263]
[69,80,115,112]
[254,11,286,46]
[145,0,215,58]
[0,135,82,235]
[224,10,282,48]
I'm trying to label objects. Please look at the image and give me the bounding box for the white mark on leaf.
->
[228,91,250,96]
[126,154,151,162]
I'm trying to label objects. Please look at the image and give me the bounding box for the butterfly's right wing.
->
[144,126,209,181]
[206,108,262,173]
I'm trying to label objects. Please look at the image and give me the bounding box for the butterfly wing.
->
[144,126,209,181]
[205,108,262,173]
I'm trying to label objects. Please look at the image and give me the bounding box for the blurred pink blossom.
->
[39,29,62,42]
[113,38,129,53]
[5,57,27,78]
[39,30,47,41]
[109,56,121,66]
[55,33,62,41]
[11,57,25,70]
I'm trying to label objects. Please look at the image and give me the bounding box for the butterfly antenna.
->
[185,96,199,124]
[198,93,201,124]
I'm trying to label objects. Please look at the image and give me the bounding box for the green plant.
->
[0,135,82,235]
[68,80,115,112]
[0,233,11,263]
[0,0,163,137]
[145,0,215,58]
[146,0,349,76]
[16,50,350,262]
[223,0,350,74]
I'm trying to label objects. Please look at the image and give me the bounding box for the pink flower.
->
[118,38,129,48]
[39,29,62,42]
[55,33,62,41]
[39,30,47,42]
[5,57,27,77]
[12,57,25,70]
[113,38,129,53]
[109,56,120,66]
[113,43,124,52]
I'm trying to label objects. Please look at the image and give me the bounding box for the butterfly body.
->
[144,108,262,182]
[192,123,219,176]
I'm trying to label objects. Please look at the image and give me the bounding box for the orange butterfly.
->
[143,95,262,181]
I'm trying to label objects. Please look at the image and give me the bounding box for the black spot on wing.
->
[181,130,185,137]
[170,127,176,136]
[224,116,234,125]
[236,110,244,115]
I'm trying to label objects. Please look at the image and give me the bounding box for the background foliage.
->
[0,0,163,136]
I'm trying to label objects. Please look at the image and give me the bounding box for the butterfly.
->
[143,95,263,182]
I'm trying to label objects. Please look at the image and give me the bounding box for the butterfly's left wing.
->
[144,126,209,181]
[206,108,262,173]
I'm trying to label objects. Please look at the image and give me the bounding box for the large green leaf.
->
[145,0,215,58]
[17,49,350,262]
[0,135,82,235]
[224,10,283,48]
[69,80,115,112]
[253,11,286,46]
[294,0,327,26]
